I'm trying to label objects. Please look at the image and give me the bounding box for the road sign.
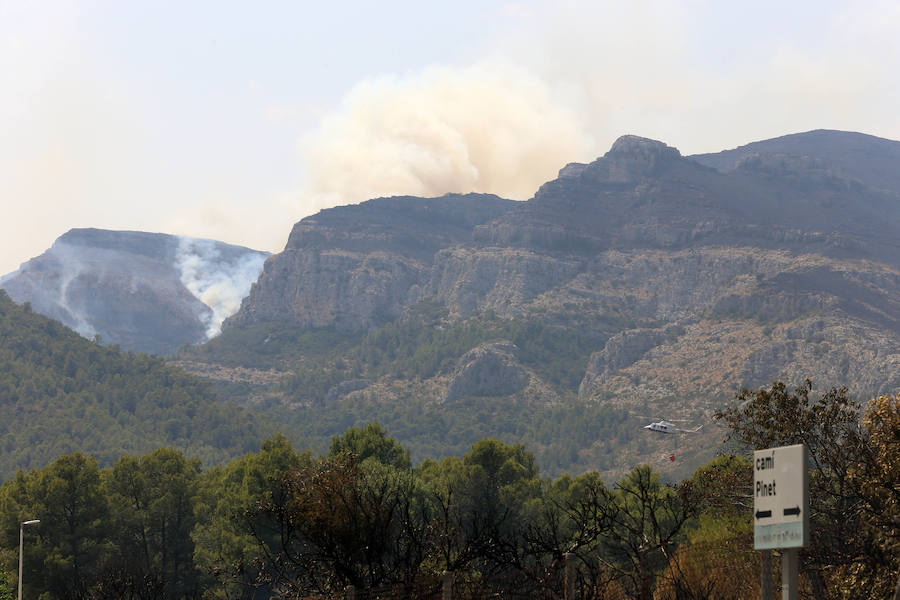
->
[753,444,809,550]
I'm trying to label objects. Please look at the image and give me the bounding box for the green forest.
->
[0,383,896,599]
[0,291,272,477]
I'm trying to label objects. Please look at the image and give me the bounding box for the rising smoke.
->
[52,246,98,339]
[1,241,100,339]
[297,60,594,212]
[175,237,268,339]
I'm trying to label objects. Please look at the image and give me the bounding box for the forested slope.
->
[0,291,270,478]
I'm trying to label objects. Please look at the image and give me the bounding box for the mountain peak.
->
[606,135,681,160]
[580,135,683,183]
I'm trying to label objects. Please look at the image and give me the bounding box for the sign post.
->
[754,444,808,600]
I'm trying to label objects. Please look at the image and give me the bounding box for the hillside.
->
[691,129,900,194]
[0,228,269,355]
[0,290,270,478]
[226,193,517,330]
[178,130,900,479]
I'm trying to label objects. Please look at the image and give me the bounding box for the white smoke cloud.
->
[175,237,268,339]
[297,60,594,212]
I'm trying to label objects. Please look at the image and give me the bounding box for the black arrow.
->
[783,506,801,517]
[755,510,772,520]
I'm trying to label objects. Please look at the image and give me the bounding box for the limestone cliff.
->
[223,132,900,406]
[225,194,516,330]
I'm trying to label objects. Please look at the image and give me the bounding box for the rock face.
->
[326,379,372,403]
[444,341,530,402]
[691,129,900,194]
[0,229,269,355]
[578,326,682,396]
[228,130,900,405]
[226,194,517,330]
[473,133,900,262]
[427,247,582,317]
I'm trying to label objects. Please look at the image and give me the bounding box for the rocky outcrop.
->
[0,229,268,354]
[738,315,900,398]
[326,379,372,403]
[228,248,426,331]
[444,341,530,402]
[285,194,515,254]
[225,194,516,331]
[578,326,682,396]
[476,134,900,262]
[473,135,708,253]
[427,247,582,317]
[598,135,683,182]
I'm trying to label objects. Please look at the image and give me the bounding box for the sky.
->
[2,0,899,275]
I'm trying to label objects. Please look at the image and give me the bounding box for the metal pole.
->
[761,550,773,600]
[17,524,23,600]
[782,548,799,600]
[17,520,39,600]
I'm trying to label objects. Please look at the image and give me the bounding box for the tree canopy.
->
[0,291,271,477]
[0,380,894,598]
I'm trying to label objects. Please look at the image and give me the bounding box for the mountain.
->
[0,290,271,478]
[0,229,269,355]
[226,193,517,331]
[691,129,900,194]
[181,129,900,479]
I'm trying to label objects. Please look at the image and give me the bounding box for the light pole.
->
[17,519,39,600]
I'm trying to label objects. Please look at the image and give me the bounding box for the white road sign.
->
[753,443,809,550]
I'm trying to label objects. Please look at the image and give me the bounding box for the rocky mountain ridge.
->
[691,129,900,193]
[230,131,900,334]
[226,194,516,331]
[207,130,900,477]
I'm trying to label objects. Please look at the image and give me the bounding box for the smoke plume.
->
[175,237,268,339]
[51,246,98,339]
[297,60,593,212]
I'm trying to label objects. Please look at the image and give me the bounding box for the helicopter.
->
[643,419,703,434]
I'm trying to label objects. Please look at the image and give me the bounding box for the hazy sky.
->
[2,0,899,274]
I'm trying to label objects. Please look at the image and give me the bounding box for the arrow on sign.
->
[755,510,772,519]
[783,506,801,517]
